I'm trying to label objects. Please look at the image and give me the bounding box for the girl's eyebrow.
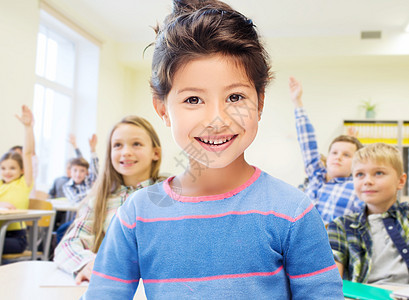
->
[177,83,252,94]
[176,87,205,94]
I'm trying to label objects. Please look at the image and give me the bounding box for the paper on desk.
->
[40,267,89,287]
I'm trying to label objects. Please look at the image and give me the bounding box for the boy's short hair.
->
[69,157,89,170]
[352,143,403,176]
[329,135,363,152]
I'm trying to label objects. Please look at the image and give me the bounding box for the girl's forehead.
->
[0,158,20,167]
[112,124,150,140]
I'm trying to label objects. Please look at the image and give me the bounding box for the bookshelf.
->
[343,120,409,196]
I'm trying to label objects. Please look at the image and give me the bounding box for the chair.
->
[2,199,56,262]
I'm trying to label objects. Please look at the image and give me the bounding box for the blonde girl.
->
[0,105,34,254]
[54,115,161,283]
[83,1,343,299]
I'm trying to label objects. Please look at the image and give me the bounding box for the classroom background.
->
[1,0,409,194]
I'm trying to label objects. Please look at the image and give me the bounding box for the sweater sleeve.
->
[284,197,344,299]
[81,204,140,300]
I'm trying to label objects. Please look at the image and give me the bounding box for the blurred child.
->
[54,115,162,284]
[289,77,364,224]
[62,134,99,204]
[328,143,409,284]
[0,105,34,254]
[48,134,83,199]
[82,1,343,298]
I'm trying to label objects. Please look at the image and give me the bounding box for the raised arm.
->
[15,105,34,187]
[88,134,99,182]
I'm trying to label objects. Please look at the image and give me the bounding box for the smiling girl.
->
[82,0,343,298]
[54,115,162,284]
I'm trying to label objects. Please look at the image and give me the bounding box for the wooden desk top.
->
[49,199,80,212]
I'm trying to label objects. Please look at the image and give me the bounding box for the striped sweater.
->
[82,168,343,299]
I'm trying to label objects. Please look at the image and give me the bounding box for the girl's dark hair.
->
[150,0,273,106]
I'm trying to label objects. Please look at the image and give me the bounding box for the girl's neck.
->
[123,175,151,188]
[173,154,254,197]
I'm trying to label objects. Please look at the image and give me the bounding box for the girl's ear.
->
[152,147,161,162]
[153,97,171,127]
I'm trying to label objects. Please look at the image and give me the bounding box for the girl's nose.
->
[205,101,231,131]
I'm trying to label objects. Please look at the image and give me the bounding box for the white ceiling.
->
[60,0,409,44]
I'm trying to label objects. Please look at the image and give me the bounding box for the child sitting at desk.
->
[62,134,99,204]
[0,105,34,254]
[289,77,364,224]
[49,134,83,199]
[328,143,409,284]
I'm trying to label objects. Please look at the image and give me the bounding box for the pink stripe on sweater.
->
[92,270,139,283]
[136,204,315,223]
[287,264,337,279]
[143,266,283,284]
[163,167,261,202]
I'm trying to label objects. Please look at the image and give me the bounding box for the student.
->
[82,1,343,298]
[289,76,364,224]
[0,105,34,254]
[54,115,162,284]
[328,143,409,284]
[62,134,99,204]
[48,134,83,199]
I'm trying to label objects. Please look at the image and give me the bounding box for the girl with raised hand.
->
[82,1,343,298]
[0,105,34,254]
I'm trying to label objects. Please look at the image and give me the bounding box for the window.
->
[33,10,99,192]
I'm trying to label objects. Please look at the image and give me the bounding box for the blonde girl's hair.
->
[92,115,162,252]
[352,143,403,176]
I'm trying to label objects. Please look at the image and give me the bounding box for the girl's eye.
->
[185,97,202,104]
[354,172,364,178]
[133,142,141,147]
[227,94,243,103]
[113,143,121,148]
[376,171,384,176]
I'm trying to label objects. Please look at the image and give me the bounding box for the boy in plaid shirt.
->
[289,77,363,224]
[328,143,409,284]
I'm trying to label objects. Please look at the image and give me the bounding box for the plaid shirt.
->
[63,152,99,203]
[294,107,363,223]
[327,201,409,283]
[54,179,154,275]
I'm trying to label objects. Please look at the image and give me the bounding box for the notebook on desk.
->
[343,280,392,300]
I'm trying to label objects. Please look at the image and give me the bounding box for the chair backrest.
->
[27,198,53,227]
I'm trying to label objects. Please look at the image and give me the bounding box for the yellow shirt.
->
[0,176,32,231]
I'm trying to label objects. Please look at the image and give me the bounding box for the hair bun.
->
[172,0,233,16]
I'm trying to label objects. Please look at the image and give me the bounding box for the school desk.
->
[0,261,147,300]
[0,209,56,264]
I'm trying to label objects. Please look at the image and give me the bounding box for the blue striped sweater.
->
[82,168,343,299]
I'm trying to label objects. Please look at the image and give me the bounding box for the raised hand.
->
[68,134,78,149]
[89,134,98,152]
[15,105,34,127]
[289,77,303,108]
